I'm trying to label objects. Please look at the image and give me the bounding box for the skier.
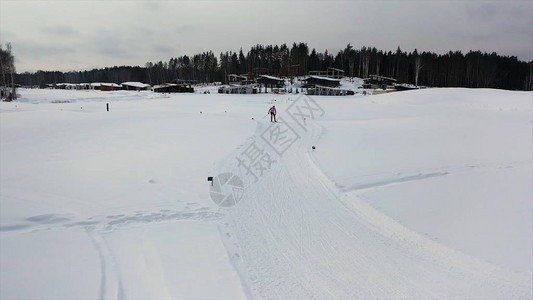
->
[268,105,277,122]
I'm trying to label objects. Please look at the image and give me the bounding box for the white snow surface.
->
[1,87,531,299]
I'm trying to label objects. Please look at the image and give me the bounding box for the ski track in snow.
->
[1,205,225,299]
[215,117,531,299]
[345,171,449,192]
[0,207,222,233]
[87,228,125,300]
[334,160,529,194]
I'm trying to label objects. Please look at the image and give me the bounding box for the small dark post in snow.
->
[207,176,213,186]
[106,103,109,111]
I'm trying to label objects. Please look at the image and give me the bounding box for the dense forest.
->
[15,43,533,91]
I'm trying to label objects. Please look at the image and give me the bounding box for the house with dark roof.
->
[363,75,397,90]
[122,82,151,91]
[309,67,344,79]
[257,75,285,93]
[152,83,194,93]
[302,75,341,88]
[227,74,254,85]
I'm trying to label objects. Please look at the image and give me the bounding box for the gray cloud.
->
[1,0,532,72]
[41,26,79,37]
[176,25,198,34]
[153,45,176,55]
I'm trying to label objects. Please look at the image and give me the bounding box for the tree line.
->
[15,43,533,91]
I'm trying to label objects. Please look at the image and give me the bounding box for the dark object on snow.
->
[252,117,254,120]
[207,176,213,186]
[312,146,316,150]
[106,103,109,111]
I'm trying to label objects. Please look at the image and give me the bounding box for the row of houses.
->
[49,82,152,91]
[48,81,195,93]
[219,71,354,96]
[222,71,420,96]
[45,74,414,97]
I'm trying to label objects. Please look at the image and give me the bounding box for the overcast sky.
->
[1,0,532,73]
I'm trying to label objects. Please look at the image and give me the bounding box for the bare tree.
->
[0,43,16,100]
[413,49,422,86]
[145,62,153,85]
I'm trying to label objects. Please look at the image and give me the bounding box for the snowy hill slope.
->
[312,88,533,273]
[213,89,532,298]
[0,88,531,298]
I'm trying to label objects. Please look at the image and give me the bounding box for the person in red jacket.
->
[268,105,277,122]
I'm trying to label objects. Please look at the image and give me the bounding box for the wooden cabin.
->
[54,83,77,90]
[302,75,341,88]
[308,67,344,79]
[363,75,397,90]
[152,83,194,93]
[122,82,151,91]
[257,75,285,93]
[227,74,254,85]
[307,85,355,96]
[100,83,122,91]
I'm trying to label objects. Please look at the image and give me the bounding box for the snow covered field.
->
[1,87,531,299]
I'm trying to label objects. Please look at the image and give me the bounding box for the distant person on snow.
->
[268,105,277,122]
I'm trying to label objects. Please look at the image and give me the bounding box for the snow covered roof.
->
[314,85,344,90]
[122,82,151,88]
[259,75,284,81]
[90,82,121,87]
[304,75,341,82]
[102,83,121,87]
